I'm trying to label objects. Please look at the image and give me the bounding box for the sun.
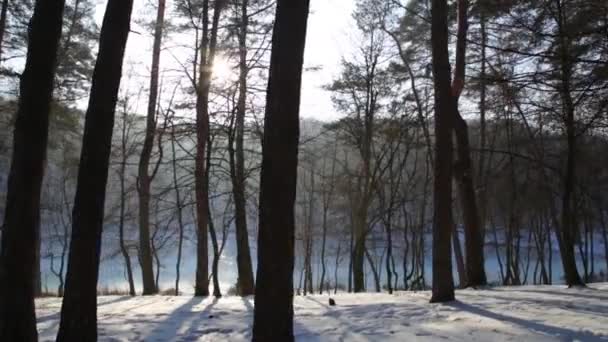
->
[212,56,236,83]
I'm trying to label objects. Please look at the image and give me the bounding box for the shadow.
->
[458,290,608,317]
[37,296,134,323]
[522,288,608,302]
[176,298,222,341]
[142,296,209,342]
[449,300,608,341]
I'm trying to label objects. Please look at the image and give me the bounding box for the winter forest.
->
[0,0,607,341]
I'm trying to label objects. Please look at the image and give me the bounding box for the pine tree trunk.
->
[56,0,133,340]
[119,112,136,296]
[430,0,455,303]
[231,0,255,296]
[556,1,583,287]
[171,125,185,296]
[194,0,225,297]
[252,0,310,340]
[352,208,367,292]
[137,0,165,296]
[0,1,64,340]
[451,0,486,288]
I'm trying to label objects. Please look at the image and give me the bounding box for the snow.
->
[36,284,608,341]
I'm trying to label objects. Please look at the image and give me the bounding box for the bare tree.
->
[0,0,65,340]
[56,0,134,339]
[252,0,310,340]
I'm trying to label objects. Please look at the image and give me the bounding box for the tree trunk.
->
[451,0,486,288]
[206,137,222,298]
[171,124,185,296]
[352,209,367,292]
[430,0,455,303]
[0,1,64,340]
[194,0,225,297]
[56,0,133,340]
[119,113,136,296]
[452,224,466,288]
[252,0,310,339]
[228,0,256,297]
[137,0,165,296]
[556,1,584,287]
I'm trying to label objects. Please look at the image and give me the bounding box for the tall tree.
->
[450,0,487,287]
[194,0,225,297]
[137,0,166,296]
[0,0,65,340]
[56,0,134,340]
[429,0,455,303]
[251,0,310,340]
[229,0,255,297]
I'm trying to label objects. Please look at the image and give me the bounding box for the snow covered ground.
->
[36,283,608,341]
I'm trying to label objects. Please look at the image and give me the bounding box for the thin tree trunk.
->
[252,0,310,339]
[0,0,65,340]
[137,0,166,296]
[119,111,136,296]
[56,0,133,340]
[230,0,255,297]
[171,124,185,296]
[206,137,222,298]
[453,224,466,288]
[430,0,455,303]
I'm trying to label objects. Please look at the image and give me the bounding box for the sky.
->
[93,0,357,122]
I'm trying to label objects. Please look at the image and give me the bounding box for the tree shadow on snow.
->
[37,296,134,323]
[458,290,608,317]
[520,288,608,302]
[142,296,215,342]
[449,300,608,341]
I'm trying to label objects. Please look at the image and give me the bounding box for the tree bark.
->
[252,0,310,340]
[555,0,584,287]
[194,0,224,297]
[230,0,255,296]
[430,0,455,303]
[0,1,65,340]
[137,0,166,296]
[118,112,136,296]
[56,0,133,340]
[451,0,486,288]
[171,124,185,296]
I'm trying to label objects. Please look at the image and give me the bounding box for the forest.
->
[0,0,607,341]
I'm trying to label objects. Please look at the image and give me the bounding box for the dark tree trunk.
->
[56,0,133,340]
[194,0,224,297]
[206,137,222,298]
[231,0,255,296]
[556,1,583,287]
[451,0,486,288]
[118,112,136,296]
[137,0,166,296]
[171,125,185,296]
[430,0,455,303]
[251,0,310,340]
[0,1,65,340]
